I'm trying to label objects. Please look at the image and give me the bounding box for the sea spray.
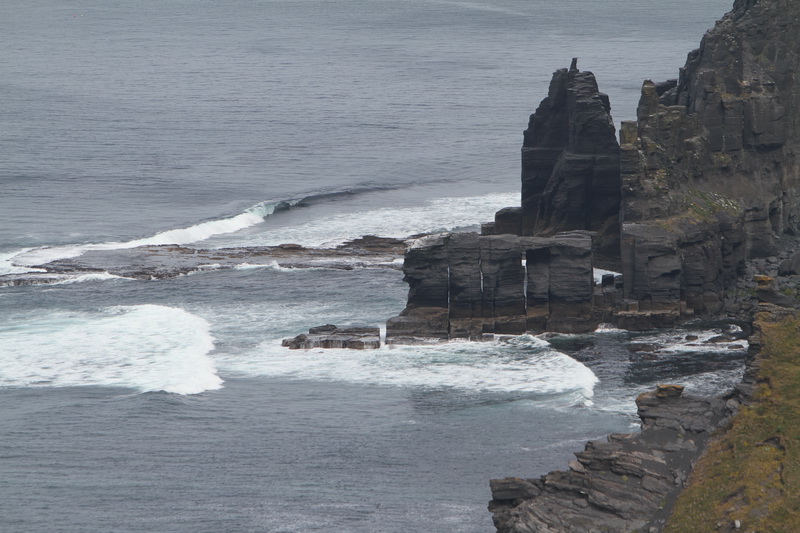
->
[215,334,597,404]
[0,305,221,395]
[8,199,294,268]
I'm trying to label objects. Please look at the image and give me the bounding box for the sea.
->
[1,1,741,531]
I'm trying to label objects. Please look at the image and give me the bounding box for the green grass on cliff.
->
[664,310,800,532]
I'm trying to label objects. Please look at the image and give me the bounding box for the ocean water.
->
[1,1,738,531]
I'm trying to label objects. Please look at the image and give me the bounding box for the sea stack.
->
[387,0,800,342]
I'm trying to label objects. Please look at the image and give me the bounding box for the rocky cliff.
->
[619,0,800,321]
[386,0,800,342]
[484,0,800,531]
[489,385,734,532]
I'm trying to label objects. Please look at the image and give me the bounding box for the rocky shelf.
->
[0,235,407,287]
[489,384,735,532]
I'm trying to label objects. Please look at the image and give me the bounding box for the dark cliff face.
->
[521,60,621,258]
[389,0,800,340]
[487,0,800,530]
[620,0,800,317]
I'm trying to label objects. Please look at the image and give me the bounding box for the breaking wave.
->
[0,305,221,395]
[216,334,597,404]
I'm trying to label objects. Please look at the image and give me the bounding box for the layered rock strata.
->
[282,325,381,350]
[519,58,621,259]
[389,0,800,336]
[488,385,734,532]
[618,0,800,320]
[384,231,599,343]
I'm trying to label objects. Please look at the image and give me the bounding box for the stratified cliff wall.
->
[620,0,800,321]
[486,0,800,531]
[387,0,800,343]
[521,58,621,256]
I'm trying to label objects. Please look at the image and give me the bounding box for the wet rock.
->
[282,325,381,350]
[655,384,684,398]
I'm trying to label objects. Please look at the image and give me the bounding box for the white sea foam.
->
[634,329,749,355]
[216,334,597,401]
[52,272,130,285]
[0,305,221,395]
[221,192,519,249]
[593,268,621,285]
[8,201,282,267]
[594,323,628,334]
[7,192,515,270]
[233,261,331,272]
[0,249,47,275]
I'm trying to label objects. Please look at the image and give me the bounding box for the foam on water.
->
[52,272,130,285]
[8,200,287,267]
[214,191,520,248]
[0,249,47,275]
[216,334,597,403]
[594,323,629,334]
[233,261,329,272]
[634,329,749,355]
[0,305,221,395]
[7,192,514,270]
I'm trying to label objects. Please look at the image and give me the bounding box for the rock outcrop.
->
[282,325,381,350]
[520,58,621,260]
[488,386,734,532]
[619,0,800,319]
[388,0,800,337]
[0,236,407,286]
[385,231,599,343]
[483,0,800,531]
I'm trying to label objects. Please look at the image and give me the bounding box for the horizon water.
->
[1,1,741,531]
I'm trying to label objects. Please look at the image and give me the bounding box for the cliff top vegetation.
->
[665,307,800,531]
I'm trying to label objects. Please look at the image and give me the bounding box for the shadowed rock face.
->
[619,0,800,318]
[484,1,800,532]
[385,232,598,343]
[391,0,800,337]
[521,60,621,260]
[488,389,733,532]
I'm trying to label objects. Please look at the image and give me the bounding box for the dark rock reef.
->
[0,236,406,287]
[282,325,381,350]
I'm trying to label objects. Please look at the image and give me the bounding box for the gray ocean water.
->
[1,1,740,531]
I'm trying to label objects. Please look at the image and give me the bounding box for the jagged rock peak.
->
[520,61,621,258]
